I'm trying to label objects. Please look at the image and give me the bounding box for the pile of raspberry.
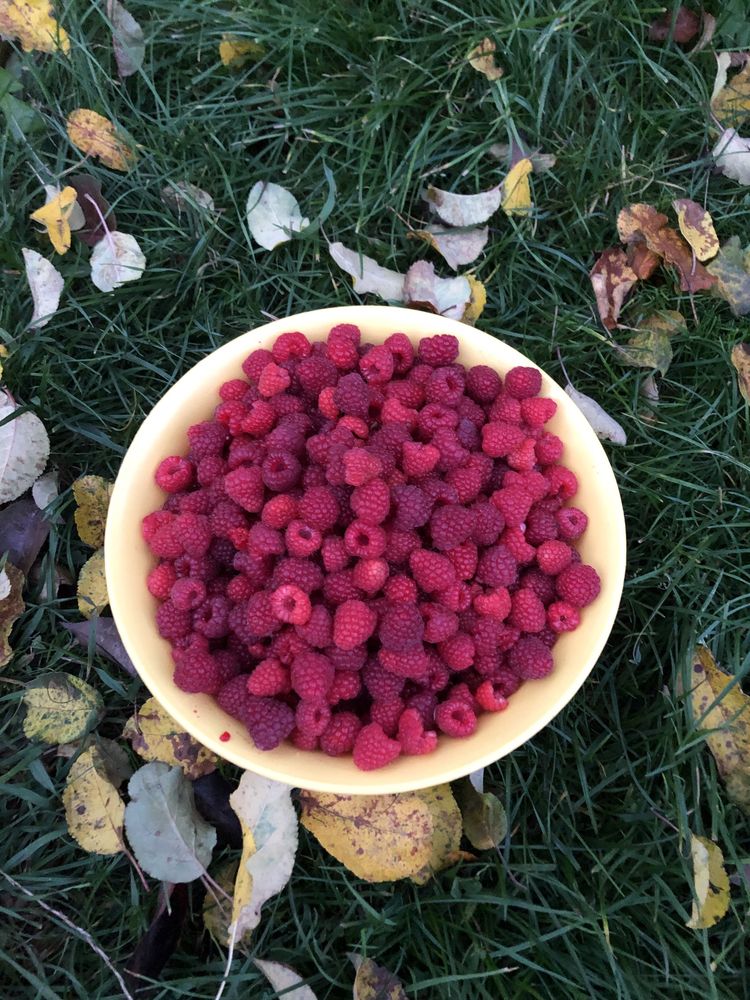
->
[142,325,601,771]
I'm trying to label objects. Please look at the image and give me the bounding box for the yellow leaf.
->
[731,343,750,404]
[466,37,503,81]
[0,0,69,53]
[501,158,533,217]
[711,59,750,129]
[0,563,25,670]
[122,696,218,779]
[462,274,486,324]
[66,109,137,172]
[77,547,108,618]
[410,784,462,884]
[62,746,126,855]
[690,645,750,814]
[230,820,255,945]
[29,185,77,255]
[299,790,434,882]
[22,671,103,743]
[352,956,407,1000]
[202,860,239,948]
[219,33,265,67]
[672,199,719,262]
[686,833,730,930]
[72,475,114,548]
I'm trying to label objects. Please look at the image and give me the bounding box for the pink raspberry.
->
[474,680,509,712]
[536,540,573,575]
[547,600,581,633]
[446,682,475,707]
[321,536,350,572]
[481,421,526,458]
[343,519,387,558]
[170,577,207,611]
[370,697,405,736]
[295,699,331,737]
[155,455,194,493]
[446,541,478,581]
[417,333,459,366]
[350,479,391,524]
[272,330,311,362]
[147,562,177,600]
[298,486,339,531]
[246,658,291,696]
[556,506,588,540]
[187,421,228,460]
[379,603,424,651]
[505,366,542,399]
[435,699,476,737]
[156,601,192,639]
[359,344,394,384]
[500,527,536,565]
[327,646,366,672]
[507,437,537,472]
[473,587,511,621]
[508,636,553,679]
[217,673,251,719]
[438,632,474,671]
[491,486,533,527]
[343,448,382,486]
[197,455,226,486]
[244,696,295,750]
[326,324,360,370]
[397,708,438,755]
[352,558,389,594]
[383,331,414,373]
[242,347,273,381]
[401,441,440,478]
[219,378,248,401]
[508,588,546,633]
[379,647,429,679]
[320,710,362,755]
[425,366,465,406]
[333,599,378,650]
[270,584,312,625]
[384,574,418,603]
[430,504,476,550]
[318,385,339,419]
[504,469,548,502]
[257,362,291,398]
[224,466,264,513]
[409,549,456,594]
[521,396,557,427]
[147,521,183,559]
[491,665,522,696]
[173,649,221,694]
[466,364,501,403]
[327,670,361,704]
[556,564,601,607]
[477,545,518,588]
[285,520,323,557]
[352,722,401,770]
[290,650,335,700]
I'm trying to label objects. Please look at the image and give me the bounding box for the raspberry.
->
[505,366,542,399]
[147,562,177,600]
[318,385,339,419]
[556,563,601,607]
[285,520,323,558]
[474,680,509,712]
[327,670,362,704]
[546,466,579,500]
[490,393,522,423]
[379,603,424,652]
[334,372,370,418]
[271,557,323,594]
[350,479,391,524]
[352,557,389,594]
[321,536,350,573]
[525,508,559,545]
[272,330,311,363]
[438,632,474,671]
[508,636,553,679]
[430,504,476,550]
[170,577,206,611]
[197,455,226,486]
[343,519,387,558]
[290,650,335,699]
[491,665,521,696]
[421,602,459,643]
[536,539,573,575]
[363,659,405,700]
[359,344,394,385]
[384,331,414,373]
[370,697,405,736]
[379,647,429,679]
[173,649,221,694]
[409,549,456,593]
[296,486,339,532]
[270,584,312,625]
[247,658,291,696]
[290,727,319,751]
[468,500,502,547]
[556,506,588,540]
[491,486,533,527]
[417,334,459,366]
[446,463,482,504]
[384,574,418,603]
[521,396,557,427]
[246,591,278,638]
[507,437,537,472]
[242,348,273,381]
[481,421,526,458]
[396,708,437,755]
[447,682,476,707]
[270,629,310,665]
[295,604,332,648]
[405,690,437,727]
[333,599,378,650]
[426,366,465,406]
[391,485,433,531]
[500,527,536,565]
[435,699,476,737]
[476,545,518,587]
[326,324,360,370]
[224,466,264,513]
[473,587,511,621]
[402,441,440,478]
[217,674,251,719]
[504,469,548,502]
[352,722,401,770]
[257,362,291,398]
[519,568,557,606]
[320,711,362,755]
[327,646,366,672]
[220,378,249,402]
[187,421,228,460]
[535,432,564,466]
[323,569,360,605]
[155,456,194,493]
[295,699,331,737]
[156,601,192,639]
[446,541,478,581]
[546,600,581,633]
[466,364,502,403]
[246,523,283,558]
[343,448,382,486]
[193,595,230,638]
[259,451,300,492]
[244,696,295,750]
[508,588,546,633]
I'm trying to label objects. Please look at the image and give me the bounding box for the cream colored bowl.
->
[105,305,626,794]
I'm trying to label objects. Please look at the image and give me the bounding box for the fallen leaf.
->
[454,777,507,850]
[403,261,471,320]
[95,736,132,787]
[254,960,317,1000]
[219,33,265,67]
[123,696,218,779]
[299,790,434,882]
[22,671,103,743]
[66,109,136,172]
[22,248,63,329]
[32,469,58,511]
[589,248,638,329]
[162,181,215,216]
[466,37,503,81]
[0,562,24,668]
[686,833,730,930]
[648,5,700,44]
[0,570,11,601]
[68,175,117,246]
[564,383,627,445]
[246,181,309,251]
[617,203,715,294]
[410,226,488,271]
[712,127,750,186]
[0,392,49,504]
[124,884,189,997]
[690,645,750,815]
[626,242,661,280]
[410,784,462,884]
[689,12,716,55]
[90,231,146,292]
[77,548,108,618]
[707,237,750,315]
[501,158,533,217]
[617,203,669,244]
[0,67,43,139]
[489,141,555,173]
[29,185,77,255]
[64,617,136,676]
[202,860,238,947]
[0,495,50,575]
[673,199,719,261]
[0,0,70,53]
[124,762,217,882]
[72,475,114,548]
[63,745,126,855]
[463,274,486,324]
[711,56,750,128]
[731,343,750,403]
[193,771,242,848]
[350,955,407,1000]
[616,311,684,376]
[425,183,501,227]
[329,242,405,301]
[106,0,144,77]
[227,771,298,944]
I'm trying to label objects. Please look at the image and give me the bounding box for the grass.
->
[1,0,750,996]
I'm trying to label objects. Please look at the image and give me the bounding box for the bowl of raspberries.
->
[105,305,625,793]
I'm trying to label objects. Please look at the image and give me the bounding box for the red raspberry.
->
[379,647,429,679]
[261,495,297,531]
[270,584,312,625]
[193,595,230,638]
[343,519,387,559]
[173,513,212,557]
[352,558,389,594]
[240,400,276,438]
[269,629,309,665]
[224,466,264,513]
[417,402,457,438]
[466,364,501,403]
[320,711,362,755]
[425,366,465,406]
[197,455,225,486]
[536,540,573,575]
[261,451,301,492]
[430,504,476,550]
[500,527,536,565]
[148,521,184,559]
[296,487,338,532]
[156,600,192,639]
[318,385,338,419]
[338,415,369,438]
[491,486,533,527]
[352,722,401,770]
[370,697,405,736]
[379,603,424,652]
[290,727,319,751]
[334,372,370,418]
[473,587,511,621]
[446,682,475,707]
[298,356,337,397]
[535,432,564,466]
[321,536,350,573]
[401,441,439,478]
[417,333,459,366]
[477,545,518,588]
[521,396,557,427]
[547,600,581,633]
[475,680,509,712]
[242,348,273,381]
[507,437,537,472]
[295,699,331,737]
[272,330,311,363]
[519,568,557,606]
[556,506,588,540]
[217,673,251,719]
[556,564,601,607]
[359,344,394,384]
[405,690,437,727]
[295,604,332,648]
[187,421,228,460]
[491,665,521,696]
[481,421,526,459]
[244,696,295,750]
[409,549,456,593]
[271,557,323,594]
[508,588,546,633]
[508,636,554,679]
[431,427,469,471]
[219,378,249,401]
[505,366,542,399]
[247,523,284,557]
[285,520,323,557]
[173,649,221,694]
[468,500,502,547]
[435,699,476,737]
[397,708,438,755]
[343,448,382,486]
[257,362,291,398]
[147,562,177,600]
[245,592,278,637]
[503,470,547,502]
[421,602,459,643]
[323,569,360,605]
[525,508,559,545]
[155,456,194,493]
[446,541,478,581]
[333,599,377,650]
[246,657,291,696]
[170,577,206,611]
[225,575,251,602]
[350,479,390,524]
[363,659,405,700]
[438,632,474,671]
[290,650,335,700]
[384,574,418,603]
[546,465,578,500]
[327,670,362,704]
[391,485,432,531]
[490,393,522,423]
[327,646,366,672]
[384,331,414,373]
[326,324,360,370]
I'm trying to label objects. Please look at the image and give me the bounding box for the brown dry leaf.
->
[0,0,69,53]
[501,158,533,217]
[707,238,750,316]
[351,955,407,1000]
[618,203,715,294]
[627,243,661,280]
[403,261,472,321]
[68,174,117,247]
[672,199,719,262]
[648,5,700,44]
[454,777,507,850]
[66,109,137,172]
[690,645,750,815]
[76,548,108,619]
[410,784,462,884]
[219,33,265,67]
[711,56,750,128]
[63,745,126,855]
[123,696,218,779]
[589,248,638,329]
[462,275,487,325]
[410,226,488,271]
[466,37,503,81]
[731,343,750,403]
[424,184,501,227]
[0,562,25,669]
[72,475,114,548]
[617,203,669,244]
[686,834,730,930]
[29,186,77,255]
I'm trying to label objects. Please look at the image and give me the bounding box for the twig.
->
[84,193,116,260]
[214,922,237,1000]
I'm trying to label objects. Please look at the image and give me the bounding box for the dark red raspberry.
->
[147,562,177,600]
[379,603,424,652]
[525,508,559,545]
[417,334,459,366]
[409,549,456,593]
[333,372,370,418]
[556,506,588,540]
[491,665,521,696]
[392,485,433,531]
[546,600,581,633]
[466,364,502,403]
[556,564,601,607]
[224,466,264,513]
[170,577,206,611]
[446,541,478,581]
[323,569,361,605]
[285,520,323,557]
[217,673,251,719]
[187,421,228,459]
[383,332,414,373]
[290,650,335,699]
[295,699,331,737]
[333,599,378,650]
[320,711,362,755]
[155,456,194,493]
[295,604,333,648]
[505,366,542,399]
[536,540,573,575]
[352,722,401,770]
[379,647,429,680]
[247,658,290,696]
[435,699,476,737]
[430,504,476,550]
[405,690,438,727]
[402,441,440,478]
[173,649,222,694]
[156,601,192,639]
[244,696,295,750]
[519,568,557,606]
[246,591,278,637]
[421,602,459,643]
[193,595,230,638]
[363,659,405,700]
[508,588,546,633]
[370,697,405,736]
[271,557,324,594]
[384,574,418,603]
[476,545,518,587]
[438,632,475,671]
[509,636,553,679]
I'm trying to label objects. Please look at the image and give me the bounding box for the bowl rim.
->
[105,304,627,793]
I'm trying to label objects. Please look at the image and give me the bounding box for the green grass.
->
[2,0,750,997]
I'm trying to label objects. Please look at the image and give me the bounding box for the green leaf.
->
[22,672,104,744]
[707,237,750,316]
[454,777,507,850]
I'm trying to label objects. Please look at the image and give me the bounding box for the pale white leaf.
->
[564,384,627,446]
[22,248,64,329]
[44,184,84,230]
[711,52,733,104]
[254,960,317,1000]
[712,128,750,186]
[0,570,11,602]
[32,469,59,510]
[488,143,556,173]
[403,260,471,321]
[107,0,145,77]
[424,184,501,226]
[469,768,484,794]
[162,181,215,214]
[422,225,488,270]
[0,393,50,504]
[329,242,405,301]
[90,231,146,292]
[246,181,309,250]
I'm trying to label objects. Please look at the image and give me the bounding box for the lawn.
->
[1,0,750,997]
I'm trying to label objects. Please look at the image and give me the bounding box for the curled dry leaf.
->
[254,960,317,1000]
[219,33,265,67]
[617,310,685,377]
[22,248,63,329]
[712,128,750,186]
[466,37,503,81]
[122,696,218,779]
[0,563,24,669]
[454,776,507,851]
[627,243,661,280]
[90,231,146,292]
[617,203,715,294]
[329,242,405,301]
[410,784,462,885]
[711,55,750,129]
[689,12,716,56]
[410,225,488,271]
[29,185,77,255]
[64,616,136,676]
[589,248,637,330]
[501,158,533,217]
[648,5,700,44]
[707,237,750,316]
[690,645,750,815]
[68,175,117,246]
[0,0,70,53]
[403,261,471,321]
[124,762,217,882]
[564,384,627,446]
[0,570,11,601]
[63,745,126,855]
[32,469,58,511]
[193,771,242,849]
[0,392,50,504]
[350,955,407,1000]
[106,0,145,78]
[72,475,114,548]
[425,183,501,227]
[162,181,215,215]
[730,343,750,403]
[686,833,730,930]
[42,183,83,229]
[463,274,487,325]
[246,181,309,250]
[0,495,50,576]
[202,860,238,948]
[77,548,108,618]
[66,109,137,172]
[489,141,556,173]
[672,199,718,262]
[22,671,103,743]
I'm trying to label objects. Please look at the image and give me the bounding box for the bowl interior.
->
[105,305,626,794]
